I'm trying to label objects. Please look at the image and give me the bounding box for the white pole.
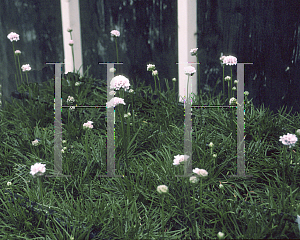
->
[60,0,83,76]
[178,0,198,103]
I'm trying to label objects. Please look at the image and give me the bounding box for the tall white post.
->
[60,0,83,76]
[178,0,198,103]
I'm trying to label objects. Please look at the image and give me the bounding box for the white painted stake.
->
[60,0,83,76]
[177,0,198,103]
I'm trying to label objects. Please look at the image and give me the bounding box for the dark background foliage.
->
[1,0,299,115]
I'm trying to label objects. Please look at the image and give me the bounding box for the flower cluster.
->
[21,64,31,72]
[229,97,237,105]
[279,133,298,148]
[193,168,208,177]
[83,121,93,129]
[220,55,238,65]
[67,96,75,103]
[190,48,198,56]
[147,64,156,72]
[152,70,158,76]
[30,163,46,176]
[184,66,196,76]
[106,97,126,108]
[7,32,20,42]
[32,139,39,146]
[157,185,168,194]
[173,154,190,165]
[224,76,231,81]
[110,30,120,37]
[15,50,21,55]
[110,75,131,91]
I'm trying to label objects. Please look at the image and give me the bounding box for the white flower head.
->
[15,50,21,55]
[67,96,75,103]
[75,82,81,86]
[234,80,238,84]
[296,129,300,136]
[229,97,237,105]
[147,64,156,71]
[110,30,120,37]
[225,76,231,81]
[7,32,20,42]
[157,185,168,194]
[223,55,237,65]
[208,142,214,148]
[279,133,298,148]
[129,89,134,93]
[83,121,93,129]
[232,86,237,91]
[217,232,225,239]
[110,75,130,91]
[109,68,116,73]
[69,40,74,46]
[7,182,12,186]
[190,48,198,56]
[173,154,190,165]
[32,139,39,146]
[172,78,176,82]
[106,97,126,108]
[30,163,46,176]
[21,64,31,72]
[220,55,226,64]
[152,70,158,76]
[244,91,249,96]
[184,66,196,76]
[192,168,208,177]
[189,176,199,184]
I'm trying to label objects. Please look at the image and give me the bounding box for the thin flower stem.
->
[230,66,233,100]
[85,131,89,162]
[12,42,20,87]
[71,46,75,73]
[69,32,75,73]
[228,81,230,101]
[115,38,119,74]
[197,55,200,94]
[222,65,225,102]
[161,195,165,238]
[200,177,203,239]
[153,76,157,93]
[157,75,161,93]
[17,55,23,85]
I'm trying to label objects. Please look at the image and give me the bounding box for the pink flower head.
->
[106,97,126,108]
[110,75,131,91]
[32,139,39,146]
[15,50,21,55]
[173,154,190,165]
[223,55,237,65]
[193,168,208,177]
[279,133,298,148]
[30,163,46,176]
[190,48,198,56]
[110,30,120,37]
[184,66,196,76]
[69,40,74,46]
[7,32,20,42]
[21,64,31,72]
[83,121,94,129]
